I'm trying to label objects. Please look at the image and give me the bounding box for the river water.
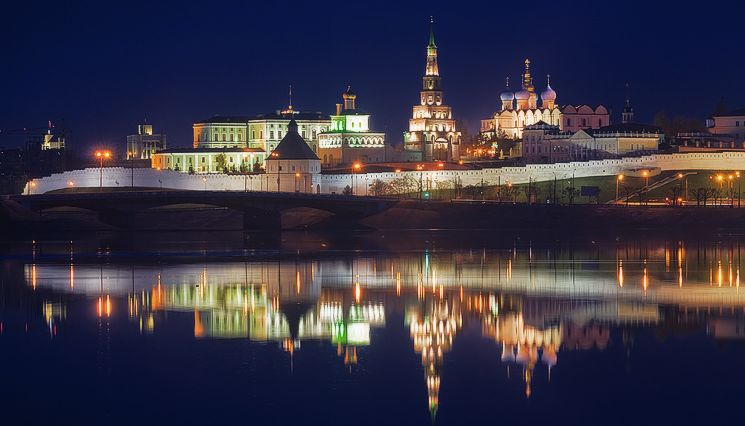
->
[1,231,744,425]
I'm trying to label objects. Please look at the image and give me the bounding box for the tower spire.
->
[424,17,439,77]
[428,16,436,47]
[622,83,634,124]
[523,58,533,92]
[288,84,293,111]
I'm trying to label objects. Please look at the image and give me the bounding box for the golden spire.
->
[523,58,534,93]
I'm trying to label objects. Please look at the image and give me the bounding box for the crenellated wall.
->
[24,152,745,195]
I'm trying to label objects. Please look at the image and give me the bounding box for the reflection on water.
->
[4,237,745,424]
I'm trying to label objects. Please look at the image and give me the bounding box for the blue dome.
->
[500,90,514,102]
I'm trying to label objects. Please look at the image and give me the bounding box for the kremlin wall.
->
[24,151,745,195]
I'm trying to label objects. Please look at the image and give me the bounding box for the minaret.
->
[622,83,634,124]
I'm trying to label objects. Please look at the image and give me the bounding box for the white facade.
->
[707,109,745,144]
[248,115,331,154]
[193,119,248,149]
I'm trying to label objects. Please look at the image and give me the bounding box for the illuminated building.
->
[317,86,386,167]
[480,60,561,140]
[561,104,610,133]
[153,115,264,173]
[265,118,321,193]
[706,107,745,146]
[481,60,610,141]
[151,147,265,173]
[126,123,167,160]
[403,18,461,163]
[165,102,329,174]
[248,109,331,155]
[193,116,250,149]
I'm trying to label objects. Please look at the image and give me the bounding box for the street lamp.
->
[295,172,300,193]
[128,151,135,187]
[729,174,735,207]
[416,164,424,200]
[95,150,111,192]
[352,162,362,196]
[202,176,207,191]
[616,174,624,203]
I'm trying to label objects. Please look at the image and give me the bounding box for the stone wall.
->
[25,152,745,195]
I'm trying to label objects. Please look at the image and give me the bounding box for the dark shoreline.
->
[4,197,745,237]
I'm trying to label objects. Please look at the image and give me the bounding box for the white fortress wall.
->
[24,152,745,195]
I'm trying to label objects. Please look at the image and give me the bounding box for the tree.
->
[690,187,718,206]
[390,175,417,197]
[188,165,195,175]
[215,153,227,172]
[434,180,452,200]
[562,186,580,205]
[342,185,353,196]
[369,179,390,196]
[252,161,263,173]
[523,184,540,204]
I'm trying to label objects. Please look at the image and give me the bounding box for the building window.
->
[737,121,740,127]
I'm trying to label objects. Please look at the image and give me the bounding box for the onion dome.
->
[342,85,356,100]
[500,77,514,102]
[515,87,530,101]
[540,75,557,101]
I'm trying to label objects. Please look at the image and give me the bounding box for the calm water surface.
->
[2,232,745,425]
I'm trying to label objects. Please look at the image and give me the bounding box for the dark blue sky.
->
[2,0,744,151]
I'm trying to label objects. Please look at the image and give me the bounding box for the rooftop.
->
[155,147,265,154]
[713,107,745,118]
[589,123,661,135]
[269,120,320,160]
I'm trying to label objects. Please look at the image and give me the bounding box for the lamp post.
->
[642,170,649,206]
[677,173,685,206]
[95,150,111,192]
[616,174,624,204]
[352,162,362,196]
[127,151,135,187]
[416,164,424,201]
[295,172,300,193]
[202,176,207,191]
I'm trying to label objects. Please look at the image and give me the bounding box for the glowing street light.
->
[352,162,362,196]
[95,150,111,192]
[616,174,624,202]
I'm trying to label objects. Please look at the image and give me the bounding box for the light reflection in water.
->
[9,239,745,420]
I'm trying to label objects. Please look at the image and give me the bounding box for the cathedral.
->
[403,18,461,162]
[481,59,561,139]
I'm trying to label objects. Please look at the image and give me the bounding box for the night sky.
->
[2,0,744,152]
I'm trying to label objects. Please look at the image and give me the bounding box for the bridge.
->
[10,190,400,230]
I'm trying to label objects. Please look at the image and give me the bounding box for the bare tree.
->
[368,179,390,196]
